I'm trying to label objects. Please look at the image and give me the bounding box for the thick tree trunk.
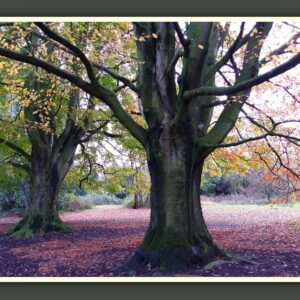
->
[10,147,75,237]
[130,132,223,271]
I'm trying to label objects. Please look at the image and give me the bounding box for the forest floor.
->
[0,203,300,278]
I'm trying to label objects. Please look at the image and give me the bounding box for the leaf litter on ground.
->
[0,203,299,277]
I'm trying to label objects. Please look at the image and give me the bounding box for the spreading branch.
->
[184,52,300,100]
[0,154,29,171]
[35,22,98,85]
[26,27,139,94]
[259,31,300,66]
[206,22,245,79]
[204,115,300,149]
[93,62,140,95]
[0,137,31,161]
[0,46,148,147]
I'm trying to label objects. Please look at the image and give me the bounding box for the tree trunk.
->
[133,191,142,209]
[10,146,76,237]
[129,129,223,271]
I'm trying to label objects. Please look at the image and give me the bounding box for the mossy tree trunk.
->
[130,124,222,271]
[129,22,273,271]
[11,139,78,237]
[11,86,85,237]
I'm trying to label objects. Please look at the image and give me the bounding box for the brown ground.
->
[0,203,299,277]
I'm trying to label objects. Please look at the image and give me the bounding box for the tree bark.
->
[133,191,142,209]
[10,143,77,237]
[129,127,223,271]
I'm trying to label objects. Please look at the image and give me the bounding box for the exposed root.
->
[229,255,260,265]
[217,252,259,265]
[202,259,237,271]
[129,241,221,273]
[128,233,260,274]
[201,253,259,272]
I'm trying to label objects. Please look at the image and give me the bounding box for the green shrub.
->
[0,177,30,212]
[59,193,94,212]
[85,193,124,205]
[0,195,20,211]
[201,173,250,196]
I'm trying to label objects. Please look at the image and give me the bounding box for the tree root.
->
[201,259,236,271]
[228,254,260,265]
[128,241,220,273]
[127,248,259,275]
[210,251,260,267]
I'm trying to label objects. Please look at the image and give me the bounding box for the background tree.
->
[0,23,131,236]
[0,21,299,270]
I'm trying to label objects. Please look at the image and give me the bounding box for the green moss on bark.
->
[131,228,222,272]
[8,212,71,238]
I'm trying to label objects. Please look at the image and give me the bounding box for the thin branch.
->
[113,78,138,93]
[283,22,300,31]
[203,132,271,149]
[0,46,90,87]
[259,31,300,66]
[229,56,239,82]
[265,137,300,180]
[94,62,140,95]
[173,22,190,57]
[205,22,246,79]
[253,150,295,189]
[184,52,300,100]
[35,22,98,85]
[270,80,300,104]
[102,131,123,138]
[0,137,31,161]
[242,109,300,143]
[79,119,110,143]
[205,110,300,149]
[204,113,299,149]
[217,22,230,51]
[27,28,139,94]
[217,70,232,86]
[167,48,184,74]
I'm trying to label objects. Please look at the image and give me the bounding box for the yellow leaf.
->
[152,33,158,39]
[265,56,271,62]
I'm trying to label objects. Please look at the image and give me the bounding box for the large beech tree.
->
[0,21,300,269]
[0,66,115,236]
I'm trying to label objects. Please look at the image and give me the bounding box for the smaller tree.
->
[0,59,115,236]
